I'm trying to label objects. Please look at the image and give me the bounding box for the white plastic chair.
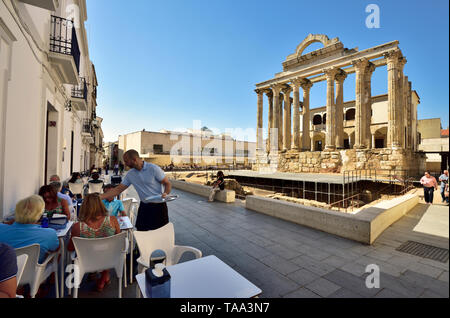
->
[68,182,84,198]
[15,244,59,298]
[70,232,128,298]
[133,222,202,272]
[16,254,28,287]
[88,182,104,194]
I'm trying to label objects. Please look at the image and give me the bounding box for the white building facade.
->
[0,0,101,219]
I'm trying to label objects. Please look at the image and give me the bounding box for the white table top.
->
[56,221,74,238]
[136,255,261,298]
[118,216,133,230]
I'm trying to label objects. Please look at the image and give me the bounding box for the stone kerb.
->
[169,179,235,203]
[246,193,419,244]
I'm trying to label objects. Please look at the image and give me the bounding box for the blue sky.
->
[85,0,449,142]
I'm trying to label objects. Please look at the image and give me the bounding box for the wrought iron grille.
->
[71,77,87,100]
[82,119,93,135]
[50,15,81,73]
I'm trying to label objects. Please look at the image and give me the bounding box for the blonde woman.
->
[0,195,60,264]
[68,194,120,292]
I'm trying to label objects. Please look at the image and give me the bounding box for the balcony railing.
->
[50,15,81,73]
[82,119,93,135]
[71,77,87,101]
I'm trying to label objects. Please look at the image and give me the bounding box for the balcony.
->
[70,77,87,111]
[18,0,58,11]
[48,16,80,85]
[82,119,94,144]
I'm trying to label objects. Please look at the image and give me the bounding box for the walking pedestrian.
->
[438,170,449,204]
[420,171,438,204]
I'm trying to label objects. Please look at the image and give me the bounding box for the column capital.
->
[352,58,370,72]
[290,77,303,89]
[398,56,407,72]
[366,62,376,76]
[300,78,313,91]
[281,84,292,95]
[254,88,264,95]
[323,67,340,79]
[271,83,284,95]
[384,49,403,64]
[265,89,273,98]
[335,69,348,83]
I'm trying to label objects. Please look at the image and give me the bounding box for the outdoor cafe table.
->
[135,255,262,298]
[55,221,74,298]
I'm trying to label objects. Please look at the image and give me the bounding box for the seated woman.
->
[208,171,225,202]
[39,185,70,219]
[68,194,121,292]
[0,195,60,264]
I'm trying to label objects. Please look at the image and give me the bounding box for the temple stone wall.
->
[255,149,426,176]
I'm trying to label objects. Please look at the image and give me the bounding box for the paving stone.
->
[399,270,449,297]
[263,244,303,260]
[328,288,364,298]
[254,269,300,298]
[374,288,404,298]
[287,269,320,286]
[377,272,426,298]
[295,245,331,261]
[340,262,368,277]
[438,271,449,283]
[406,262,444,279]
[365,250,395,262]
[420,290,445,298]
[305,278,341,297]
[323,269,379,297]
[283,287,321,298]
[259,255,301,275]
[322,255,351,268]
[291,255,336,276]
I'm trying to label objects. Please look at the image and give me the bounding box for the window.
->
[153,144,163,154]
[345,109,355,121]
[313,115,322,125]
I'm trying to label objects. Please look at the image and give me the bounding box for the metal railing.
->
[50,15,80,73]
[71,77,87,100]
[82,119,93,135]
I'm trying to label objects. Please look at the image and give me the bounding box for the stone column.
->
[301,79,313,151]
[282,85,292,151]
[271,84,283,151]
[402,75,409,149]
[385,50,405,149]
[364,62,376,148]
[278,92,284,148]
[266,89,274,152]
[353,59,370,149]
[291,78,302,151]
[334,70,347,149]
[324,68,339,150]
[255,89,264,153]
[406,81,412,149]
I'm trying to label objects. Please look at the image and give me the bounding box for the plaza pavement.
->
[69,185,448,298]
